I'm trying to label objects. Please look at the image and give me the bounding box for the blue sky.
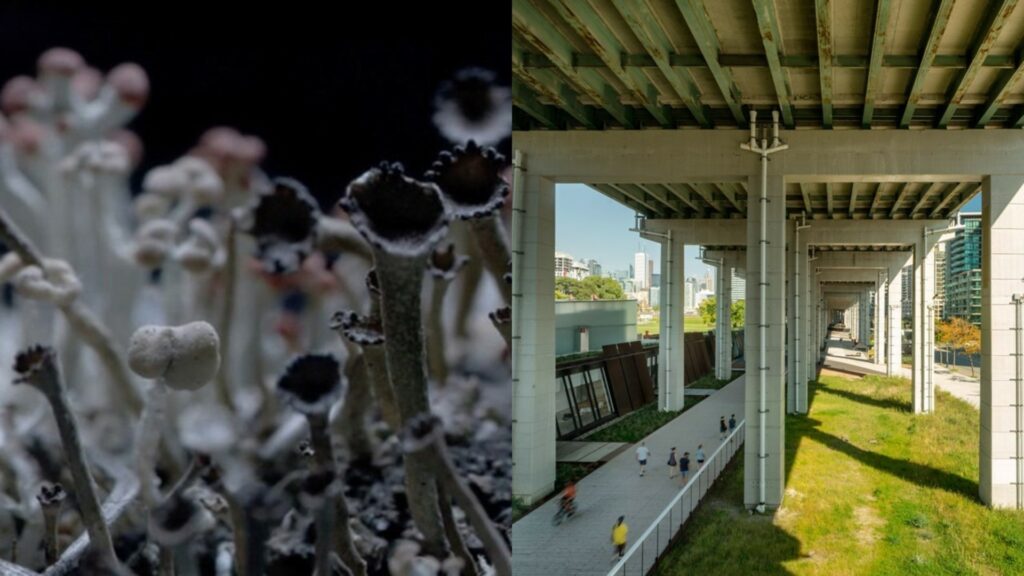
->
[555,184,983,280]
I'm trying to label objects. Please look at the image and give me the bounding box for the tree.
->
[698,295,716,327]
[731,299,745,329]
[581,276,625,300]
[945,317,980,376]
[935,319,955,366]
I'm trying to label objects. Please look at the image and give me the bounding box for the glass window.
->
[569,372,596,426]
[555,376,578,436]
[588,368,613,418]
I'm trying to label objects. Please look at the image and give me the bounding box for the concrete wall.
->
[555,299,638,356]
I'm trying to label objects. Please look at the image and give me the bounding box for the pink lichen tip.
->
[9,118,45,155]
[276,354,345,415]
[339,162,450,258]
[72,67,103,101]
[107,63,149,107]
[425,140,509,220]
[1,76,40,114]
[38,47,84,76]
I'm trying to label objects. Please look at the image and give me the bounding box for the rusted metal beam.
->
[814,0,834,128]
[862,0,892,128]
[899,0,956,128]
[889,182,912,218]
[675,0,746,126]
[751,0,794,127]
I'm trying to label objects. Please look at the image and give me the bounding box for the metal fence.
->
[606,421,746,576]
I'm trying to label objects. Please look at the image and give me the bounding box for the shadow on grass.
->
[800,416,978,499]
[815,384,911,413]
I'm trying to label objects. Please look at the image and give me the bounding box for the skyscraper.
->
[684,277,697,313]
[945,212,982,324]
[634,252,648,290]
[647,258,653,291]
[587,258,602,278]
[555,252,573,278]
[703,269,714,293]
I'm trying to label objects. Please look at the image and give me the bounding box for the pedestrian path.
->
[512,375,745,576]
[557,441,630,463]
[823,332,980,409]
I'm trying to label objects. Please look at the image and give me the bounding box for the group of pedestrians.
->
[612,413,738,561]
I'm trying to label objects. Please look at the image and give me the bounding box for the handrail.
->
[607,420,746,576]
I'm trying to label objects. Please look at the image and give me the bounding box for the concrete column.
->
[850,303,858,342]
[980,174,1024,508]
[744,173,786,510]
[512,168,556,503]
[887,264,903,378]
[715,255,733,381]
[804,251,815,401]
[913,236,937,414]
[658,232,686,411]
[795,230,809,413]
[875,271,887,366]
[862,290,871,348]
[786,223,797,413]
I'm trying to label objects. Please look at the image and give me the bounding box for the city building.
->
[934,243,946,318]
[587,258,602,278]
[731,269,746,303]
[684,277,697,313]
[647,258,653,292]
[555,252,574,278]
[570,260,590,280]
[703,269,715,294]
[945,212,982,324]
[901,265,913,320]
[650,285,660,309]
[633,252,648,289]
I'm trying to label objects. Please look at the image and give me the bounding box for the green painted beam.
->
[862,0,892,128]
[589,184,653,216]
[910,182,944,217]
[936,0,1019,127]
[690,182,728,216]
[511,81,558,128]
[930,182,971,218]
[663,183,708,217]
[814,0,834,128]
[612,0,711,127]
[637,184,686,216]
[513,39,597,128]
[888,182,912,218]
[826,182,833,217]
[848,182,857,217]
[675,0,746,126]
[899,0,956,128]
[512,0,634,127]
[714,182,744,213]
[943,183,982,215]
[613,183,670,217]
[523,51,1017,71]
[549,1,673,127]
[1010,106,1024,127]
[751,0,794,127]
[798,182,812,214]
[868,183,883,217]
[974,48,1024,126]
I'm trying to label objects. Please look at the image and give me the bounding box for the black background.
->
[0,1,511,206]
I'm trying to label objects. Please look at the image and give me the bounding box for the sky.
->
[556,184,984,280]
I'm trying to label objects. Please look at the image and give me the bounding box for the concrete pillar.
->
[512,168,556,503]
[887,264,903,378]
[715,254,733,381]
[862,290,871,348]
[913,236,937,414]
[795,229,809,413]
[980,174,1024,508]
[875,271,887,366]
[744,173,786,510]
[850,302,859,342]
[803,250,815,401]
[658,232,686,411]
[786,223,797,414]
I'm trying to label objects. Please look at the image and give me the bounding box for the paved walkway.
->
[512,376,745,576]
[823,331,980,409]
[557,441,630,463]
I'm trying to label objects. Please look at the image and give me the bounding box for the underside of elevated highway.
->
[512,0,1024,511]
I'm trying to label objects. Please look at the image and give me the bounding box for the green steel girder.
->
[714,182,745,213]
[612,183,671,217]
[512,0,634,127]
[799,182,812,214]
[889,182,912,218]
[751,0,795,127]
[899,0,956,128]
[975,48,1024,126]
[663,183,709,217]
[930,182,971,218]
[549,0,674,127]
[868,183,884,217]
[611,0,711,127]
[814,0,834,128]
[862,0,892,128]
[589,184,653,216]
[675,0,746,126]
[511,81,558,128]
[848,182,857,217]
[909,182,945,217]
[936,0,1019,127]
[826,182,834,217]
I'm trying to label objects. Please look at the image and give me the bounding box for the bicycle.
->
[552,498,577,525]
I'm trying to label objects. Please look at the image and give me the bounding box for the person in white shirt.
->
[635,441,650,476]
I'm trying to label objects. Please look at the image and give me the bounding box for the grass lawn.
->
[637,316,715,336]
[655,372,1024,576]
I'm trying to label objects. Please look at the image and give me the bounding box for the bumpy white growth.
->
[132,218,177,268]
[12,258,81,305]
[174,218,223,273]
[127,321,221,390]
[143,165,188,197]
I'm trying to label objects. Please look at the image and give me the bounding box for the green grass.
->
[637,316,716,337]
[655,372,1024,576]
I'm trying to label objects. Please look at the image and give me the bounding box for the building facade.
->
[934,243,946,318]
[555,252,574,278]
[945,212,982,324]
[633,252,648,289]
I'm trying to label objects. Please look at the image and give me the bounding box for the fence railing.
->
[606,421,746,576]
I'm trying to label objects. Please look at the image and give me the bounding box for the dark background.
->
[0,2,511,206]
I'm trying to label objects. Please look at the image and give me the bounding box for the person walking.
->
[667,447,678,479]
[719,416,727,440]
[611,516,629,560]
[729,414,736,432]
[696,444,706,467]
[635,441,650,477]
[679,451,690,483]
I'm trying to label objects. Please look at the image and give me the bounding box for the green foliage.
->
[698,295,717,327]
[554,276,625,300]
[730,299,745,329]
